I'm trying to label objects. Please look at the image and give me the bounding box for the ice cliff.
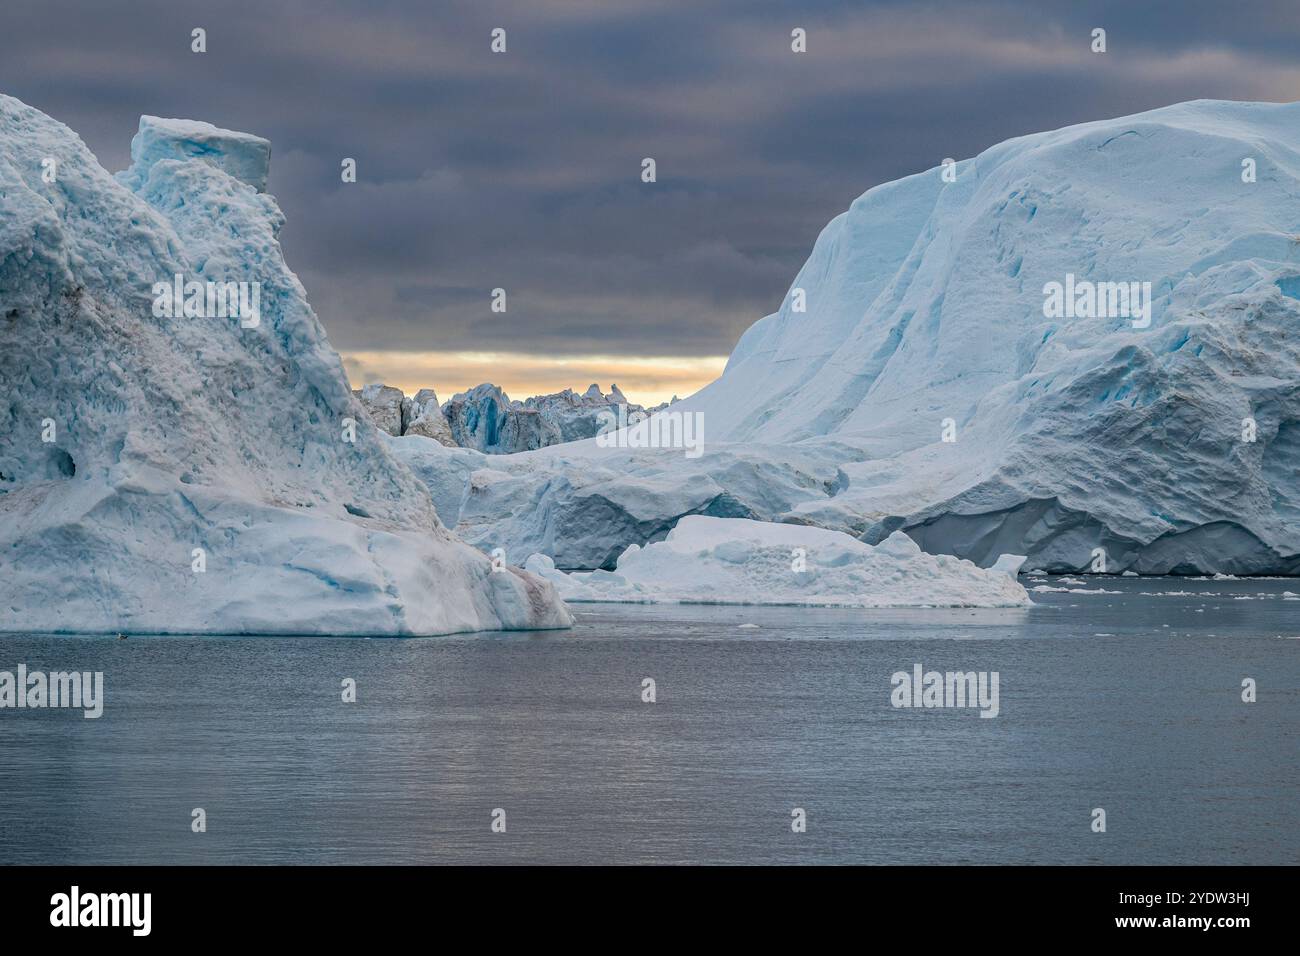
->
[443,382,649,453]
[397,99,1300,575]
[0,98,571,634]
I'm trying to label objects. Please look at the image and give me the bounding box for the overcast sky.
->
[4,0,1299,403]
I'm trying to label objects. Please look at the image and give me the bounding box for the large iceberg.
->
[0,98,571,635]
[398,100,1300,575]
[525,516,1030,607]
[678,99,1300,575]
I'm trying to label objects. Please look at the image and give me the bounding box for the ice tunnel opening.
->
[48,448,75,479]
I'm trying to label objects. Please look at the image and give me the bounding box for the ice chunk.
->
[526,516,1031,607]
[116,115,272,193]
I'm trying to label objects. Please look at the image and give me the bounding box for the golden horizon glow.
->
[339,350,728,408]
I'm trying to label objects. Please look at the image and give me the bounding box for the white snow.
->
[0,97,571,635]
[523,516,1030,607]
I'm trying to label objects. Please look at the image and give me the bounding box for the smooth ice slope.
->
[401,100,1300,574]
[678,99,1300,573]
[524,516,1029,607]
[0,97,571,634]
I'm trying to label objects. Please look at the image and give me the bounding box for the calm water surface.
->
[1,578,1297,864]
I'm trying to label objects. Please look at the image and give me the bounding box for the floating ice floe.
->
[1030,585,1123,595]
[523,516,1030,608]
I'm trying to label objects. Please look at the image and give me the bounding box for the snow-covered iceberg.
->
[679,99,1300,575]
[524,516,1030,607]
[399,99,1300,575]
[0,97,571,635]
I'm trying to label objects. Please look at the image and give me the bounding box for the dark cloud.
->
[3,0,1298,359]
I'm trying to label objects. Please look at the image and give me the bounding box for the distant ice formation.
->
[354,380,650,454]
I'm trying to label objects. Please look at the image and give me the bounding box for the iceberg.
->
[524,516,1030,607]
[402,388,456,446]
[438,382,651,454]
[443,383,560,453]
[353,383,406,437]
[0,96,571,635]
[677,99,1300,575]
[523,383,645,444]
[388,432,835,569]
[400,99,1300,575]
[350,380,657,455]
